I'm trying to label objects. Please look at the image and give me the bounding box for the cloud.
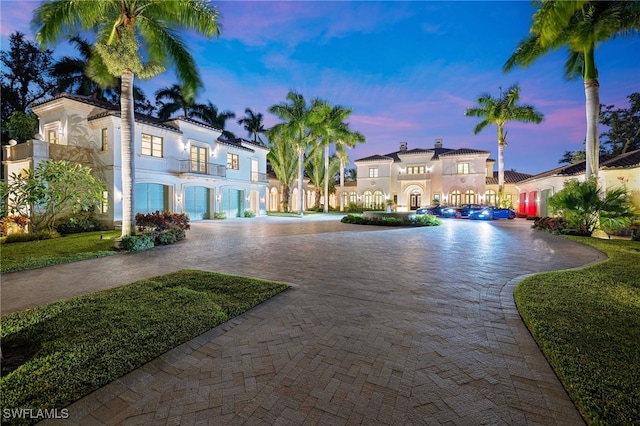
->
[0,1,34,38]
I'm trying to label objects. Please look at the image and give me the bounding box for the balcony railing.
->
[397,172,429,181]
[174,159,226,177]
[251,171,268,183]
[3,140,94,167]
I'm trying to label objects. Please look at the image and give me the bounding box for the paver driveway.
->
[3,216,604,425]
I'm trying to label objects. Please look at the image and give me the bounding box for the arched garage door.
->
[184,186,210,220]
[135,183,168,214]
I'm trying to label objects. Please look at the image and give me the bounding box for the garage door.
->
[184,186,209,220]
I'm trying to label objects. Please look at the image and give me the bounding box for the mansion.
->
[2,93,269,228]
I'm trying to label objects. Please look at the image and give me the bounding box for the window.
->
[141,134,163,157]
[484,189,497,206]
[44,122,60,144]
[363,191,373,209]
[373,190,384,208]
[368,167,378,178]
[450,190,461,206]
[101,128,108,152]
[463,189,476,204]
[191,145,207,173]
[227,153,239,170]
[433,193,440,203]
[349,192,357,204]
[407,166,425,174]
[457,162,469,174]
[100,190,109,214]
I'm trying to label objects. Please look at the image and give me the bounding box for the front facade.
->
[352,140,529,211]
[2,93,268,228]
[516,150,640,217]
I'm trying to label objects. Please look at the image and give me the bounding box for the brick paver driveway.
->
[4,215,603,425]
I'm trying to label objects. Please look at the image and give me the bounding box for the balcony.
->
[3,140,94,167]
[251,171,268,183]
[173,159,226,178]
[397,172,429,181]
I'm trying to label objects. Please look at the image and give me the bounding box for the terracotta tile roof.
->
[601,149,640,169]
[439,148,491,157]
[32,92,118,110]
[88,110,182,133]
[354,154,396,163]
[170,115,223,133]
[486,170,533,185]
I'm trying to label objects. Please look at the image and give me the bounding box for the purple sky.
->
[1,1,639,175]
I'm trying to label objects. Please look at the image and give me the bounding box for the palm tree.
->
[334,125,365,212]
[306,148,340,209]
[190,101,236,139]
[504,1,640,178]
[266,126,298,212]
[155,84,196,120]
[268,91,318,215]
[32,0,221,237]
[238,108,266,143]
[465,84,543,205]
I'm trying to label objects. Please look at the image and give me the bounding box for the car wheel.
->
[508,213,515,220]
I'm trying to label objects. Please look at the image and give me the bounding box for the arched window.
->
[463,189,475,204]
[484,189,497,206]
[363,191,373,209]
[349,191,357,204]
[373,190,384,209]
[449,190,461,206]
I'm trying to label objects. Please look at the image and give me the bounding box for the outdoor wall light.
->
[216,195,221,202]
[176,194,182,203]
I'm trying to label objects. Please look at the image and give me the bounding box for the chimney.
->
[434,138,443,149]
[399,142,408,151]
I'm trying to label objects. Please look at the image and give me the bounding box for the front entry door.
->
[410,192,421,210]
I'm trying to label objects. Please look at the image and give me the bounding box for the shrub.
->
[412,214,441,226]
[213,212,226,220]
[0,216,29,236]
[340,213,441,227]
[532,216,569,234]
[56,217,106,235]
[3,230,60,243]
[244,210,256,218]
[120,235,154,252]
[135,211,190,245]
[347,203,364,213]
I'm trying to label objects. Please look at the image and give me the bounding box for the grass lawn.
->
[0,230,121,273]
[0,269,289,425]
[515,236,640,425]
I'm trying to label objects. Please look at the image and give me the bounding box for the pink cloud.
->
[0,1,34,38]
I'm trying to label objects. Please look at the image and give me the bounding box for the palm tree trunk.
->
[584,79,600,178]
[120,70,136,238]
[339,158,345,212]
[323,144,329,213]
[297,146,304,215]
[497,124,505,205]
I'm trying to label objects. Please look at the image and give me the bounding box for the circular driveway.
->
[4,216,603,424]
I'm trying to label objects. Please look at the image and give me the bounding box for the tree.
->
[465,84,544,205]
[266,126,298,212]
[190,101,236,139]
[600,92,640,154]
[268,91,318,215]
[504,1,640,178]
[334,125,365,212]
[0,31,57,123]
[2,160,105,232]
[2,111,38,143]
[306,148,340,209]
[548,177,636,236]
[238,108,266,143]
[155,84,196,120]
[32,0,221,238]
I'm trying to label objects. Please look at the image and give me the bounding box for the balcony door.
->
[410,191,421,210]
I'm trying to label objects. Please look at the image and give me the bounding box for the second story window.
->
[369,167,378,178]
[227,153,239,170]
[191,145,207,173]
[101,128,108,152]
[457,162,470,175]
[142,133,163,157]
[407,166,425,174]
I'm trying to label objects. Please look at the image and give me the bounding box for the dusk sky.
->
[1,1,639,175]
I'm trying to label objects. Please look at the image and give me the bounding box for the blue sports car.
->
[468,207,516,220]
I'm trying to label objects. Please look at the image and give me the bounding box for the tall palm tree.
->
[335,127,365,212]
[190,101,236,139]
[268,91,319,215]
[155,84,196,120]
[238,108,266,143]
[32,0,221,237]
[504,1,640,178]
[266,126,298,212]
[465,84,543,205]
[306,148,340,209]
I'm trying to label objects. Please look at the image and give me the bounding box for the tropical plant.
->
[306,149,340,209]
[504,1,640,178]
[268,91,321,215]
[334,125,365,212]
[600,92,640,154]
[465,84,544,206]
[190,100,236,139]
[548,177,636,236]
[32,0,221,238]
[238,108,267,143]
[2,111,38,143]
[2,160,105,233]
[155,84,196,120]
[266,126,298,212]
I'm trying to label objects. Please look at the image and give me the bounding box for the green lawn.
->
[0,230,121,273]
[0,269,289,425]
[515,236,640,425]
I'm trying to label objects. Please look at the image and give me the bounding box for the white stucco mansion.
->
[2,93,269,228]
[352,139,531,211]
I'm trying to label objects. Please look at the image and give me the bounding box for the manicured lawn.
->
[0,230,121,273]
[0,270,289,425]
[515,236,640,425]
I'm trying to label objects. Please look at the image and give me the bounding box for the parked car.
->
[449,204,485,218]
[468,206,516,220]
[416,205,444,216]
